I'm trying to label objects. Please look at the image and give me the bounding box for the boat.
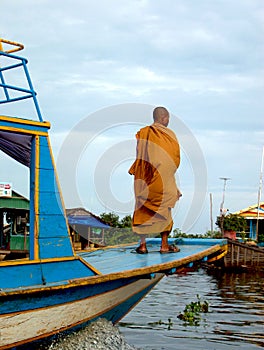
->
[0,38,228,349]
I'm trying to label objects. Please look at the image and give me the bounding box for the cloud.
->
[1,0,263,233]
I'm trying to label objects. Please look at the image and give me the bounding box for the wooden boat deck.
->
[79,238,228,275]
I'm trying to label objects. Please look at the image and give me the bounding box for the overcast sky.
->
[1,0,263,233]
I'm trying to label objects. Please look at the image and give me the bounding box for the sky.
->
[1,0,263,233]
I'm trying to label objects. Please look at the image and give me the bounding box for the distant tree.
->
[172,228,222,239]
[171,228,183,237]
[120,215,132,228]
[100,212,120,227]
[204,230,222,238]
[99,213,137,245]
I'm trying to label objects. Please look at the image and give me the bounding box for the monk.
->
[129,106,182,254]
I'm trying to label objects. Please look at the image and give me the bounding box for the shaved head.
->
[153,106,170,127]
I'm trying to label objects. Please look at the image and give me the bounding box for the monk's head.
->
[153,106,170,127]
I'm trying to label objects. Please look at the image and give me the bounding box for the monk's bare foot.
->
[135,244,148,254]
[160,245,180,254]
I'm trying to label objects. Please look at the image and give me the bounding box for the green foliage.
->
[177,295,209,326]
[104,227,139,246]
[149,318,173,330]
[258,233,264,243]
[171,228,183,237]
[203,230,221,238]
[172,229,222,239]
[120,215,132,228]
[240,230,247,242]
[100,212,121,227]
[99,212,138,245]
[149,295,209,329]
[99,212,132,228]
[216,214,247,232]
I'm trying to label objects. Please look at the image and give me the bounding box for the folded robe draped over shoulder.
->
[129,122,181,234]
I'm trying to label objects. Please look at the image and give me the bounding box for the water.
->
[17,268,264,349]
[120,269,264,349]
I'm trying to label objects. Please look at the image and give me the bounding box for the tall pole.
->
[219,177,231,234]
[256,146,264,241]
[210,193,213,234]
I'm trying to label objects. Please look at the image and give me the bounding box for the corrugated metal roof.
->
[67,215,110,229]
[66,208,110,229]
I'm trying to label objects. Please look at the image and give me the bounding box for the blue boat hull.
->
[0,272,163,349]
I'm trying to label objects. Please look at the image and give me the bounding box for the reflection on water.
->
[16,269,264,350]
[120,269,264,350]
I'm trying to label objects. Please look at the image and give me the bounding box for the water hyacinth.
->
[177,295,209,326]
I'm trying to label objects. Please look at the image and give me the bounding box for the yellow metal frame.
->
[0,38,24,53]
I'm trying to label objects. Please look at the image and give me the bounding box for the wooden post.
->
[0,210,3,247]
[236,246,240,267]
[231,242,234,267]
[88,226,91,247]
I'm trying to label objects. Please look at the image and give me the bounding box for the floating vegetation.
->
[149,295,209,329]
[148,318,174,330]
[177,295,209,326]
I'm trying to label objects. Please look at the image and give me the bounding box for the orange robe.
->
[129,122,181,234]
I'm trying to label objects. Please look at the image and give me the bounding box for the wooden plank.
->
[224,239,264,268]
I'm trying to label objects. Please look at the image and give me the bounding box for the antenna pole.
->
[256,146,264,241]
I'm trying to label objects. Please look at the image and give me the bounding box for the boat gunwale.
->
[0,242,228,297]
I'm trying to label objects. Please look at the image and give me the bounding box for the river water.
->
[18,268,264,350]
[120,268,264,349]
